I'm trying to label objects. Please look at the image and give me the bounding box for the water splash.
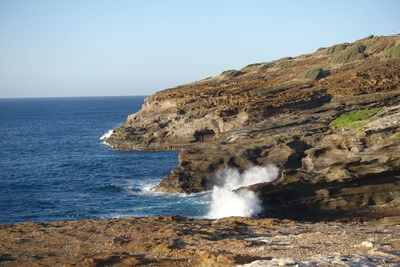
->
[207,165,279,219]
[99,129,114,141]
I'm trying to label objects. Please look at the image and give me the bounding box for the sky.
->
[0,0,399,98]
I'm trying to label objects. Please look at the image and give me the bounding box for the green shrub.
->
[330,44,366,64]
[384,44,400,58]
[330,107,382,129]
[298,67,327,81]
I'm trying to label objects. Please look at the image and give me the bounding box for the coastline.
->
[2,35,400,266]
[106,35,400,220]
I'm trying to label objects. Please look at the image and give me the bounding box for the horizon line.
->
[0,95,149,100]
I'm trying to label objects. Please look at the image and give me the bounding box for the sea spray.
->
[99,129,114,141]
[207,165,279,219]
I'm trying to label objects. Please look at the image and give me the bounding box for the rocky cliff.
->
[107,35,400,219]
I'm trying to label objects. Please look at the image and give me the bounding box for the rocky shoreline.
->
[107,35,400,220]
[1,216,399,266]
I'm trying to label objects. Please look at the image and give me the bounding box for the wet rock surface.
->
[0,216,399,266]
[107,35,400,220]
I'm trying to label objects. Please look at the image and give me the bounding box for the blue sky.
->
[0,0,399,98]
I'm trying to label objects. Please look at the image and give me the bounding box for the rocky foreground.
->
[107,35,400,220]
[1,216,400,266]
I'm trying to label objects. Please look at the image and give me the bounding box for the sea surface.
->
[0,96,209,224]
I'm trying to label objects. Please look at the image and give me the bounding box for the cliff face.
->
[107,35,400,219]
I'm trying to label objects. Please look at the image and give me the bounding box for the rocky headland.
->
[107,35,400,220]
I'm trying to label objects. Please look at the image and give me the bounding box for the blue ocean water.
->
[0,96,209,224]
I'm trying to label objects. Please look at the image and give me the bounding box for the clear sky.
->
[0,0,399,98]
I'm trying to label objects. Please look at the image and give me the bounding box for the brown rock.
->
[2,216,399,266]
[106,35,400,219]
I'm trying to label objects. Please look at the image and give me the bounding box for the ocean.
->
[0,96,210,224]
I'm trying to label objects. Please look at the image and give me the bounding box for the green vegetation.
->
[363,36,377,47]
[330,107,383,129]
[325,43,349,54]
[384,44,400,58]
[330,44,366,64]
[298,67,327,81]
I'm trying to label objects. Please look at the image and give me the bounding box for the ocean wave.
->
[129,179,209,198]
[99,129,114,141]
[139,180,158,193]
[128,179,164,197]
[94,179,161,196]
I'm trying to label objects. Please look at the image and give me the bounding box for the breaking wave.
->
[206,165,279,219]
[99,129,114,141]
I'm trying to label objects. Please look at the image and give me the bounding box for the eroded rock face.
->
[107,35,400,219]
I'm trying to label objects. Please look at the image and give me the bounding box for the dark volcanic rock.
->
[107,35,400,219]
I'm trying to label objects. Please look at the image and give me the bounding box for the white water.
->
[99,129,114,141]
[207,165,279,219]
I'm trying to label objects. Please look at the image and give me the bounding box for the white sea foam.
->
[206,165,279,219]
[138,179,160,194]
[141,182,157,193]
[127,178,172,197]
[99,129,114,141]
